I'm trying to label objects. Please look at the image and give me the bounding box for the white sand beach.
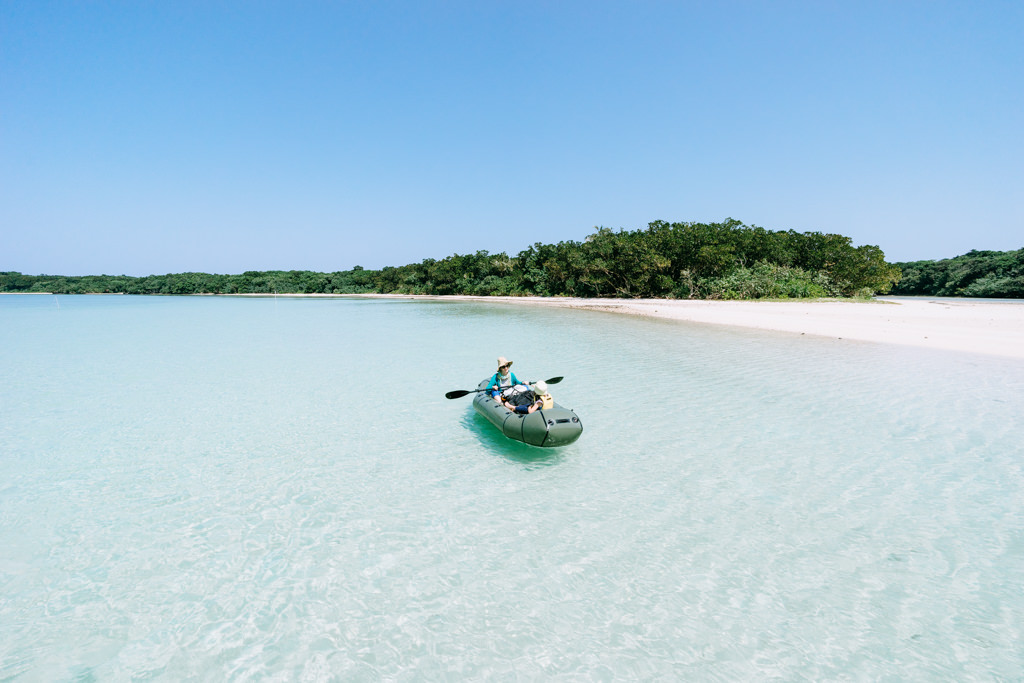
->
[340,294,1024,360]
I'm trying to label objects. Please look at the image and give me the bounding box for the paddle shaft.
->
[445,376,563,399]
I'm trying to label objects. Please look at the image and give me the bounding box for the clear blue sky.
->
[2,1,1021,276]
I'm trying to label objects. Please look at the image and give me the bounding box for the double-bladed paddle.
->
[444,376,563,400]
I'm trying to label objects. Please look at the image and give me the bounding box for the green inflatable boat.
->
[472,379,583,447]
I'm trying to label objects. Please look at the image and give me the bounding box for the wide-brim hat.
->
[497,356,513,368]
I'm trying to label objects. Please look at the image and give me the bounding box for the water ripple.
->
[1,295,1022,679]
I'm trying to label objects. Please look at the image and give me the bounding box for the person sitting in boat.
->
[502,381,553,414]
[487,356,522,401]
[533,380,554,409]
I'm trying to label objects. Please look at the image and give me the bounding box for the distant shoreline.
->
[7,292,1022,359]
[234,292,1024,360]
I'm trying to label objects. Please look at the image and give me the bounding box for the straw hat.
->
[532,380,548,395]
[497,356,513,369]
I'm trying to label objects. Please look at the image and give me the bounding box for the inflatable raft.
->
[472,379,583,447]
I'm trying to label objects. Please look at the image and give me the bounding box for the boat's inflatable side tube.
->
[472,380,583,447]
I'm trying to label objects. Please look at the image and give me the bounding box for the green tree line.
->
[890,248,1024,298]
[0,268,377,295]
[2,219,903,299]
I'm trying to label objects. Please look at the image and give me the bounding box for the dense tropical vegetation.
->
[2,219,905,299]
[890,248,1024,298]
[0,268,377,296]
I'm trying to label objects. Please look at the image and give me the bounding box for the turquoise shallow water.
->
[1,294,1023,680]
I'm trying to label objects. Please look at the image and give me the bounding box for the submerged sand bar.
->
[340,294,1024,360]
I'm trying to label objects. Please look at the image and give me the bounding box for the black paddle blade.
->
[445,389,473,399]
[545,376,564,384]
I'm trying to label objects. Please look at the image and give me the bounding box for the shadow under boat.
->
[459,412,570,467]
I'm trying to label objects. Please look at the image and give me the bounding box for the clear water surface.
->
[1,294,1022,680]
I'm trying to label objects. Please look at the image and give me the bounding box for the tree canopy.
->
[2,219,907,299]
[891,249,1024,298]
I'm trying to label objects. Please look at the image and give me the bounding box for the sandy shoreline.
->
[43,290,1012,359]
[320,293,1023,360]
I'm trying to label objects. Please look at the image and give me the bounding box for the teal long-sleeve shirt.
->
[487,371,519,392]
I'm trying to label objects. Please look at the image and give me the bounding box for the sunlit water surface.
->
[1,295,1022,680]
